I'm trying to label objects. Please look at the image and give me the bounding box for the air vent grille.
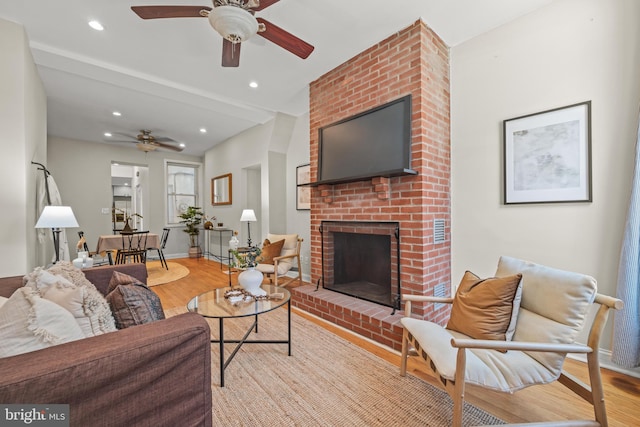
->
[433,219,446,244]
[433,283,447,310]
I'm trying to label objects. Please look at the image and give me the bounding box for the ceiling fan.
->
[131,0,314,67]
[109,130,184,152]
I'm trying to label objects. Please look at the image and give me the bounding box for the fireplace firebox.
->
[319,221,400,312]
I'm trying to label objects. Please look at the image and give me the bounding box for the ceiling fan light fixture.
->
[208,5,258,43]
[137,143,156,152]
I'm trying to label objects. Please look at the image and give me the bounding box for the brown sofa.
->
[0,263,212,427]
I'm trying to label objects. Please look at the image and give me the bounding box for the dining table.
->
[96,233,159,263]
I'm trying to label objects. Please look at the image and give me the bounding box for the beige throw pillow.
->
[23,265,117,336]
[446,271,523,343]
[0,287,84,358]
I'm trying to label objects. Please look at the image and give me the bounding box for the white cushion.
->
[402,317,558,392]
[495,256,596,372]
[0,287,84,358]
[0,296,7,309]
[263,233,298,271]
[23,265,116,337]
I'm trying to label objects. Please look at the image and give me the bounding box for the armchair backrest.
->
[495,256,597,374]
[265,233,300,270]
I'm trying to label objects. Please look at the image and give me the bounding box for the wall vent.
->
[433,282,448,310]
[433,219,446,244]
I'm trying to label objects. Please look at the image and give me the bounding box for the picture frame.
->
[503,101,592,205]
[296,163,311,210]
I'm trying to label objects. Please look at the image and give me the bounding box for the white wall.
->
[0,19,47,276]
[204,111,311,279]
[47,137,202,258]
[451,0,640,352]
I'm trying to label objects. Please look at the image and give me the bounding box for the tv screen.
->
[317,95,414,184]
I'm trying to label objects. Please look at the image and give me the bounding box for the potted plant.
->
[178,206,204,257]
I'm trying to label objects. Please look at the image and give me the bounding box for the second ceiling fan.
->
[131,0,314,67]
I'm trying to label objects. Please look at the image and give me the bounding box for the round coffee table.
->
[187,285,291,387]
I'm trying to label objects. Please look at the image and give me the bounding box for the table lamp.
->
[35,205,79,263]
[239,209,257,247]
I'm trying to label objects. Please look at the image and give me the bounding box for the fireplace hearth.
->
[320,221,400,311]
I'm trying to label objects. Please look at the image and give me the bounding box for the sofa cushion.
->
[106,271,165,329]
[446,271,523,342]
[23,266,116,337]
[0,296,7,308]
[0,287,84,358]
[258,238,285,265]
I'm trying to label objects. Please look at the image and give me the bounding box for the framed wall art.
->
[503,101,592,204]
[296,163,311,210]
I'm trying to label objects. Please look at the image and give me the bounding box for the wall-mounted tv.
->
[316,94,416,185]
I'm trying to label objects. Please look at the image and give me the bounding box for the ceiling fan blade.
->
[256,18,314,59]
[222,39,241,67]
[153,136,176,142]
[252,0,280,11]
[131,6,211,20]
[154,141,184,152]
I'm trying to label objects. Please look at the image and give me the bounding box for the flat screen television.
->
[316,94,416,185]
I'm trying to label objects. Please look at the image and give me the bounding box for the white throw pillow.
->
[24,265,116,336]
[0,287,84,358]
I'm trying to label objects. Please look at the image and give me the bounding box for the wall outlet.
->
[101,208,110,214]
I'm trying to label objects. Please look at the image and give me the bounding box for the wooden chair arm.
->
[451,337,593,354]
[273,253,298,262]
[402,295,453,317]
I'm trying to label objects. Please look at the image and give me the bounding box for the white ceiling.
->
[0,0,554,156]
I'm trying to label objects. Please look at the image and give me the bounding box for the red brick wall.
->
[293,20,451,350]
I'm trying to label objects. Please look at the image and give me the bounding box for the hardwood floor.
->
[153,257,640,426]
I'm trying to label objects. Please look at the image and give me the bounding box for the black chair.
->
[148,228,170,270]
[77,231,112,266]
[115,231,149,264]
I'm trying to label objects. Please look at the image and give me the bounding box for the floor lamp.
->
[35,205,79,263]
[240,209,257,247]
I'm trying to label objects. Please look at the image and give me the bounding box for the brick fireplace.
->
[291,20,452,351]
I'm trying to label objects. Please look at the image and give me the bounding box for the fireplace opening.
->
[320,221,400,310]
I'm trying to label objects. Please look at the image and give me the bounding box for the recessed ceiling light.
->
[88,20,104,31]
[249,81,258,88]
[199,128,207,133]
[179,143,186,148]
[112,111,121,117]
[104,132,112,137]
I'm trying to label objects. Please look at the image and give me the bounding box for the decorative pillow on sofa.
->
[23,265,116,337]
[0,287,84,358]
[446,271,523,343]
[106,271,165,329]
[257,239,285,265]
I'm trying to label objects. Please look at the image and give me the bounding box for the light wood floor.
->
[153,257,640,426]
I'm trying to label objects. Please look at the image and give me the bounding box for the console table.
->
[204,228,233,269]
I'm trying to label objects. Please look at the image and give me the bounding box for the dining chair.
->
[115,231,149,264]
[148,228,170,270]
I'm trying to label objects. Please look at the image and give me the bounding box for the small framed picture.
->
[296,163,311,210]
[503,101,592,204]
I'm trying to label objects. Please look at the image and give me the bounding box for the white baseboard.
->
[568,349,640,379]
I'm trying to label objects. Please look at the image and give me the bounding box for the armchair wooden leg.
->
[400,328,409,376]
[452,348,467,427]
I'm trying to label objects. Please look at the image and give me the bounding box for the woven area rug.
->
[146,261,189,286]
[165,306,504,426]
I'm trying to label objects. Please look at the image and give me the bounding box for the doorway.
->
[111,163,149,234]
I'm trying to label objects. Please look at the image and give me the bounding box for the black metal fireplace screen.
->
[318,221,401,313]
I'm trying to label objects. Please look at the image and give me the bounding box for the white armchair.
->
[256,233,303,288]
[400,256,623,426]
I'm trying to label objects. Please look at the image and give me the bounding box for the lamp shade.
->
[240,209,257,222]
[208,5,258,43]
[35,206,79,228]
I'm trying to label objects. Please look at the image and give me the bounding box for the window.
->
[166,162,201,225]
